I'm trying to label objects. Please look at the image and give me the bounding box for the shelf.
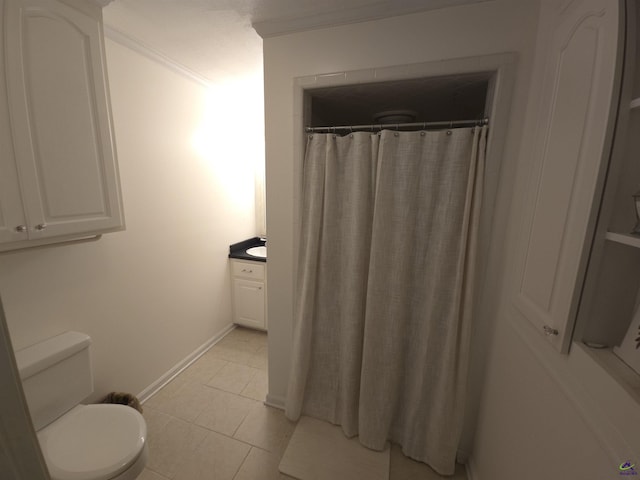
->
[631,97,640,109]
[605,231,640,248]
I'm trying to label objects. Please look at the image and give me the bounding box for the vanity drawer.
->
[232,260,265,280]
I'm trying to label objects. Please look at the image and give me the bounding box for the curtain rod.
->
[305,117,489,133]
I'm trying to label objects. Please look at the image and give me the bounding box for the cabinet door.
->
[3,0,123,240]
[233,278,265,330]
[514,0,620,351]
[0,5,27,244]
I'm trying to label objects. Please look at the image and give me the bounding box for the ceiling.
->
[103,0,488,84]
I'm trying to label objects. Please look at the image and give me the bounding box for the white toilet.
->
[15,331,148,480]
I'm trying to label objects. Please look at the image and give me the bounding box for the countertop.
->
[228,237,266,262]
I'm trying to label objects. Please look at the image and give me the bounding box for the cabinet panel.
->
[233,278,266,330]
[514,0,620,351]
[3,0,123,242]
[232,261,265,281]
[0,0,27,243]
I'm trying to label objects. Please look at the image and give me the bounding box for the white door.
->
[3,0,123,240]
[514,0,621,352]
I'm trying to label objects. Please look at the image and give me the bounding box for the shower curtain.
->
[285,126,487,476]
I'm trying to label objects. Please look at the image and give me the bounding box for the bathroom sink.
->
[246,246,267,258]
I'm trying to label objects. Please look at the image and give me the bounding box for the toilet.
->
[15,332,148,480]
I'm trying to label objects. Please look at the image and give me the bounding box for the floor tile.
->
[240,368,268,401]
[233,447,281,480]
[144,375,189,411]
[146,381,218,423]
[141,327,468,480]
[194,387,257,436]
[233,403,296,455]
[247,345,268,370]
[209,344,258,365]
[208,361,261,394]
[146,416,209,478]
[143,406,172,439]
[174,430,251,480]
[138,469,170,480]
[180,353,228,384]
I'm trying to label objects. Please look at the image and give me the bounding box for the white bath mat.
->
[279,416,390,480]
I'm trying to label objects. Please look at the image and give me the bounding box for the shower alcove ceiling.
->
[307,72,491,128]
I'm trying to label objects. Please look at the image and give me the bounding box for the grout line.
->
[231,445,254,480]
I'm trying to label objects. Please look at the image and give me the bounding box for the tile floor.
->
[138,326,467,480]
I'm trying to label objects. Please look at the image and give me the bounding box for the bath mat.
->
[279,416,390,480]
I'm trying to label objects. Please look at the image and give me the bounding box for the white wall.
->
[0,37,257,402]
[262,0,540,414]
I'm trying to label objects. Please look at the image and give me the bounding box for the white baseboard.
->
[265,393,285,410]
[137,323,236,404]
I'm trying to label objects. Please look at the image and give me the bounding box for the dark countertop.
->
[228,236,267,262]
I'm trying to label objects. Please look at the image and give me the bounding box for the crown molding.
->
[104,25,212,88]
[252,0,491,38]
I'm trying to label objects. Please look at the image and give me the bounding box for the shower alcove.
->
[286,54,518,459]
[305,72,490,129]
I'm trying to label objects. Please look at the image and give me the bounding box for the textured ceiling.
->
[104,0,489,84]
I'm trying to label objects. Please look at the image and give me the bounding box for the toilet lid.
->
[38,404,146,480]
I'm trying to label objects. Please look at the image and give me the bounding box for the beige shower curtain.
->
[286,126,486,475]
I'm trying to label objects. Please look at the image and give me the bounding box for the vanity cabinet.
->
[0,0,124,252]
[231,259,267,331]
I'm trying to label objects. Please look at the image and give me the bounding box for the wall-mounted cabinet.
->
[512,0,621,352]
[574,0,640,391]
[231,259,267,331]
[0,0,124,252]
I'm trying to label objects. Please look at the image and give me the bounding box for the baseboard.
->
[137,323,236,404]
[265,393,285,410]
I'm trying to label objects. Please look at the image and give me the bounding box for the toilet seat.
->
[37,404,147,480]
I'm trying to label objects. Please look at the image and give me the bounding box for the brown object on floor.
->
[102,392,143,413]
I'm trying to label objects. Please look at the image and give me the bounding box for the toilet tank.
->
[15,332,93,431]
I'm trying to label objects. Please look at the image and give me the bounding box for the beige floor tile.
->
[143,406,173,440]
[233,447,281,480]
[209,344,258,366]
[147,416,209,478]
[218,332,263,352]
[173,430,251,480]
[138,469,170,480]
[389,444,467,479]
[207,361,261,394]
[247,346,268,370]
[194,387,257,436]
[180,354,228,384]
[233,403,296,456]
[146,381,218,423]
[144,375,189,411]
[240,369,268,401]
[225,326,267,347]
